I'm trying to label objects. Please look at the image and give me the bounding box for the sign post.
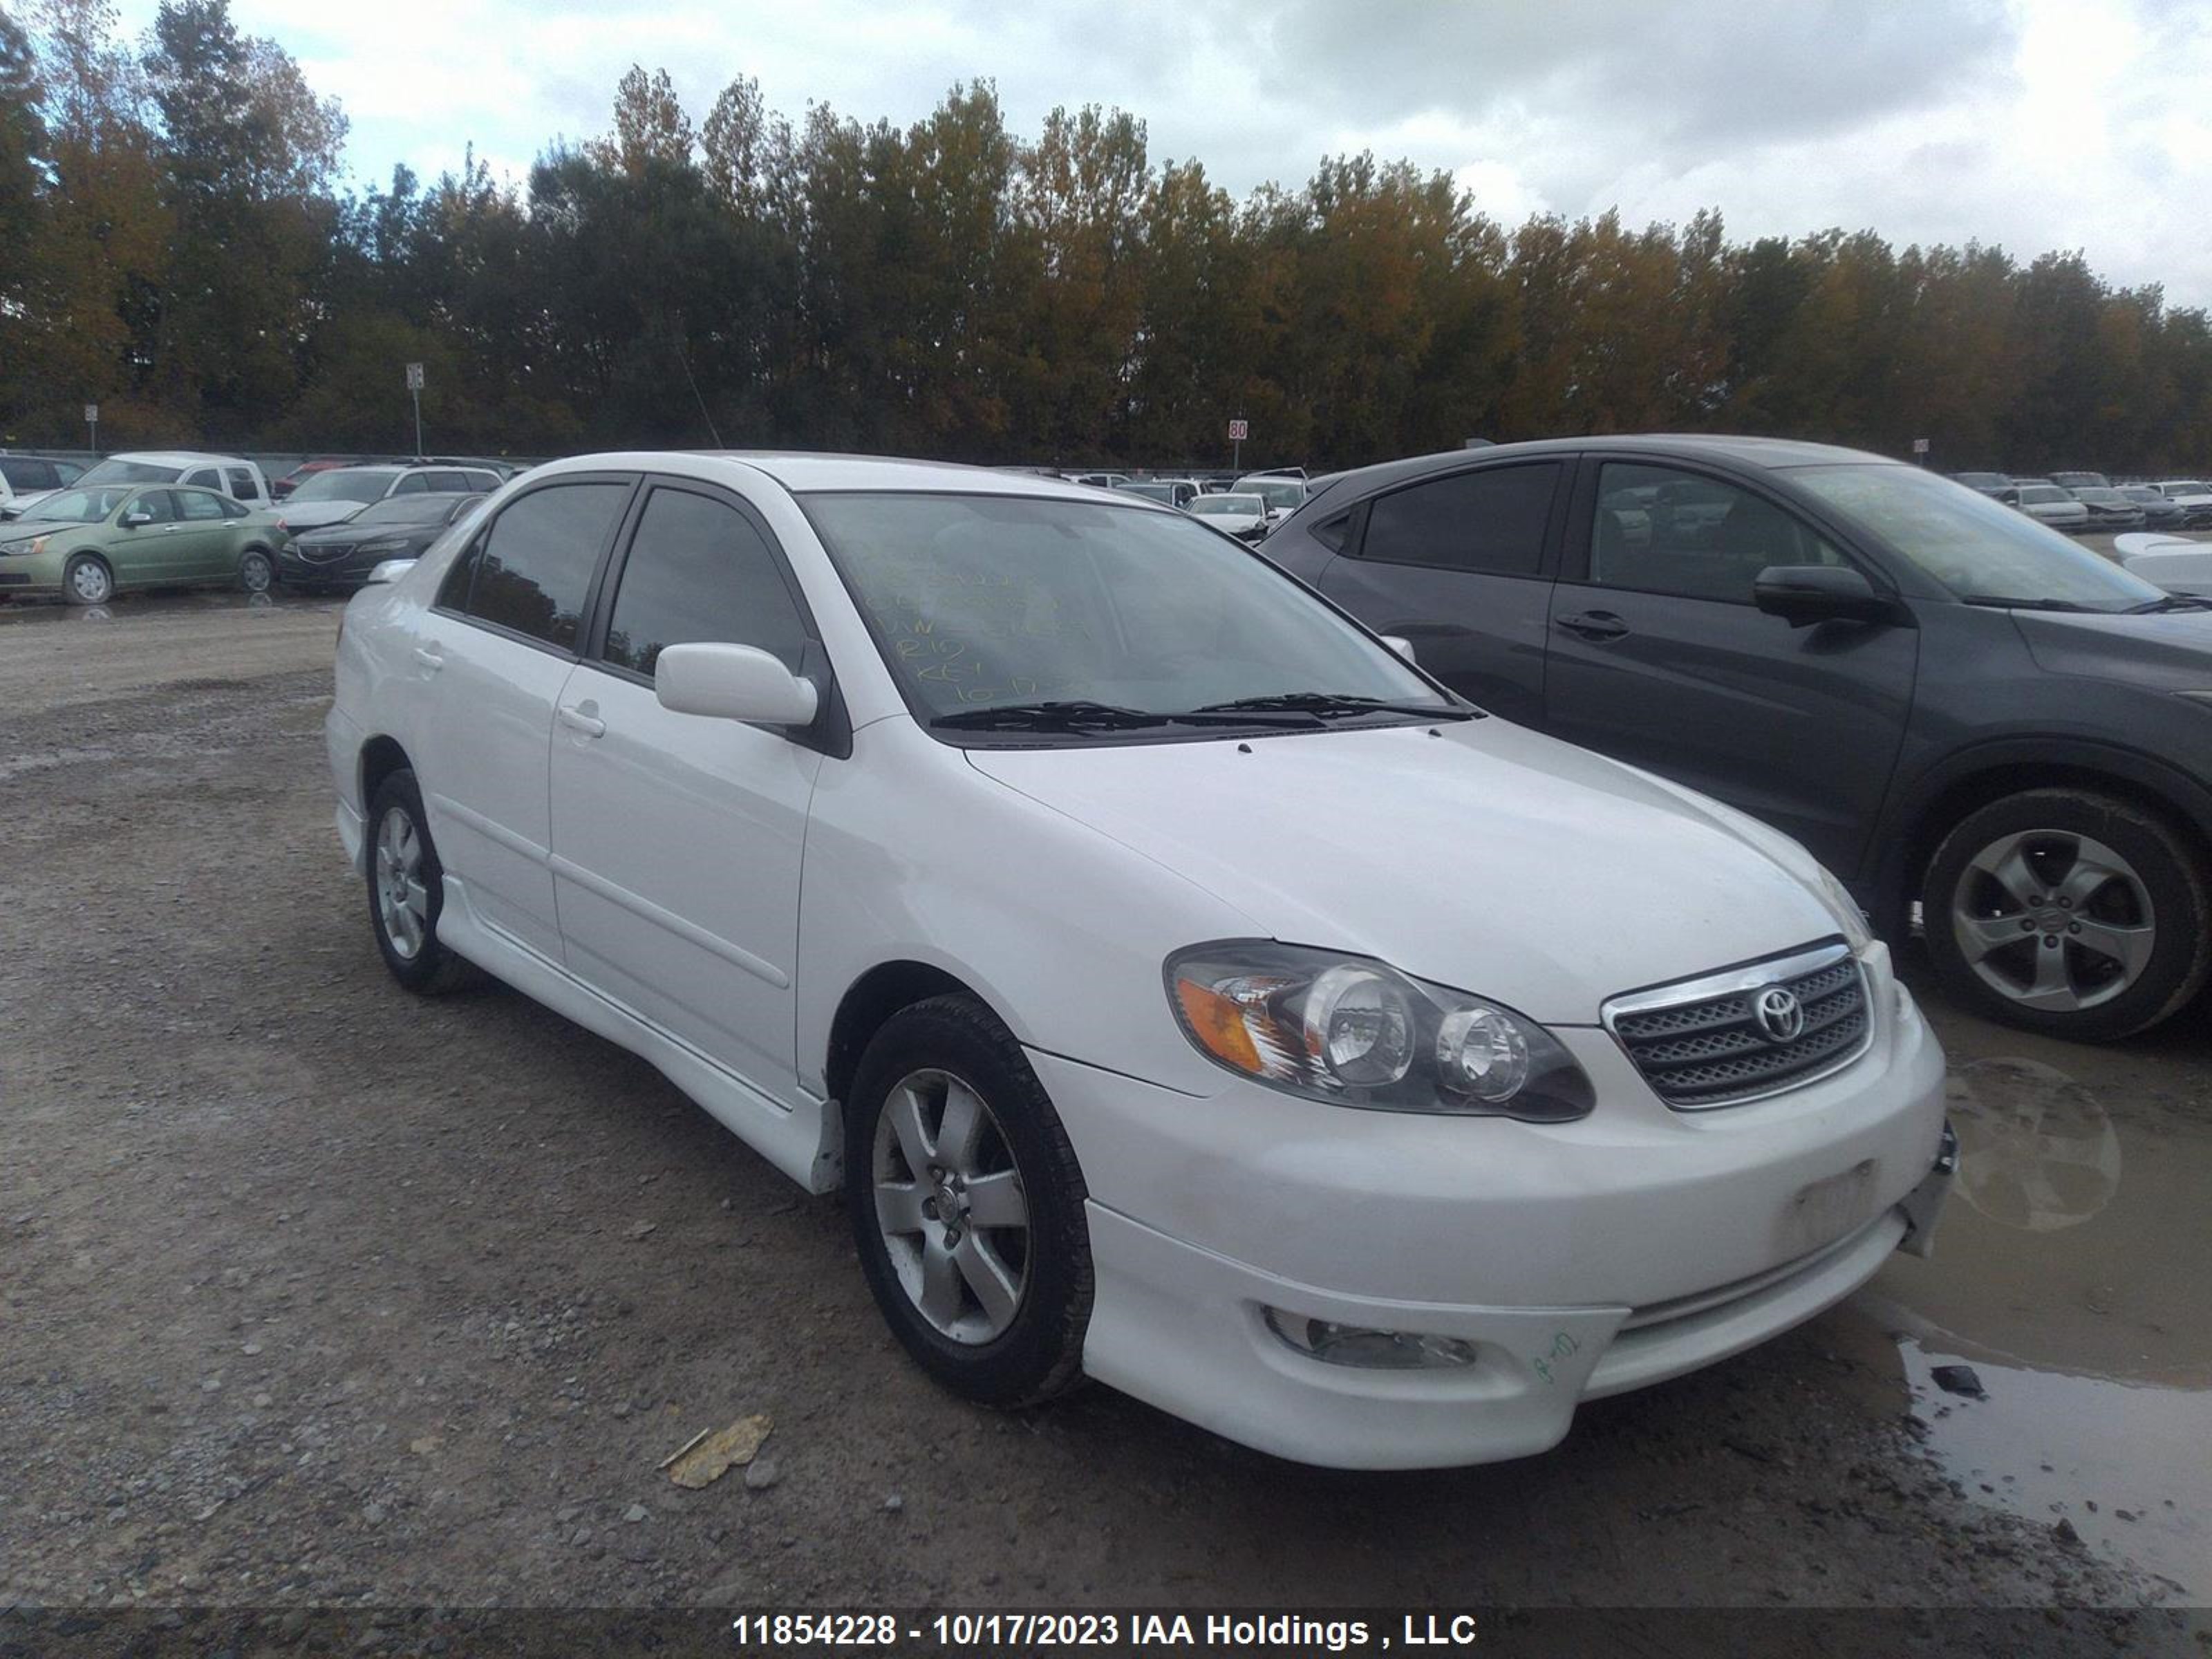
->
[84,403,98,452]
[405,362,426,458]
[1911,436,1929,467]
[1227,416,1248,472]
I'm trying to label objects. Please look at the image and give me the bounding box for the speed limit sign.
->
[1227,418,1248,442]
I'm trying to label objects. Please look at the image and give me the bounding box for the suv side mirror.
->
[655,642,819,727]
[1753,565,1896,629]
[122,510,152,528]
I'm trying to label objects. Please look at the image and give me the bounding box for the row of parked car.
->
[0,449,521,604]
[1051,467,1318,542]
[1953,469,2212,531]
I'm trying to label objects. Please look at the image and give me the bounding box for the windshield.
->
[1239,479,1304,510]
[1792,465,2163,612]
[77,459,183,487]
[1954,472,2008,487]
[1116,482,1179,503]
[20,485,135,523]
[2075,489,2126,505]
[1190,494,1264,516]
[2165,482,2211,496]
[805,492,1445,734]
[2018,486,2068,504]
[289,469,397,504]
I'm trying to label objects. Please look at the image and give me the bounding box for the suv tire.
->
[1924,788,2210,1040]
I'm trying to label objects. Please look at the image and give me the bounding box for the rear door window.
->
[1360,464,1562,576]
[460,482,631,650]
[226,467,262,500]
[178,489,226,522]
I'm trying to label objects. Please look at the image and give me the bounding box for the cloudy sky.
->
[115,0,2212,303]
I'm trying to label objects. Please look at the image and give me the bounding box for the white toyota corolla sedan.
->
[326,451,1952,1469]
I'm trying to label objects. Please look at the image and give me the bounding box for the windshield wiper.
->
[931,700,1318,733]
[1192,691,1478,722]
[2128,594,2212,613]
[1958,595,2108,613]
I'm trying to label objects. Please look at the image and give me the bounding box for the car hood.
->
[963,718,1847,1024]
[296,521,418,547]
[278,500,371,529]
[2012,608,2212,679]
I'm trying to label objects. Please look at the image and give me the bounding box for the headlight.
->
[2,536,46,556]
[1165,941,1593,1120]
[1812,865,1872,950]
[354,537,410,554]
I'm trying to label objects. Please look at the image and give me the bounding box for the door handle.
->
[557,704,606,738]
[1556,610,1630,642]
[411,646,444,672]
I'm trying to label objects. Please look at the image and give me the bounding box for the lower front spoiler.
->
[1080,1131,1954,1471]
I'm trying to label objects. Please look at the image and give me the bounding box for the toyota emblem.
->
[1752,986,1806,1044]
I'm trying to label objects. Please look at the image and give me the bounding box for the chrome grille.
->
[1604,941,1871,1109]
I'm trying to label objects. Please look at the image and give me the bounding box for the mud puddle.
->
[1851,1032,2212,1601]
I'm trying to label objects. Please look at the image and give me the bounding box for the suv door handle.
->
[1555,610,1630,642]
[557,704,606,738]
[411,646,444,672]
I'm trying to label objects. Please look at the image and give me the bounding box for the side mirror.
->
[364,558,417,587]
[1382,635,1417,663]
[1753,565,1895,629]
[656,641,819,727]
[122,510,152,528]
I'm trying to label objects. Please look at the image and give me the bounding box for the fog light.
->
[1263,1307,1481,1369]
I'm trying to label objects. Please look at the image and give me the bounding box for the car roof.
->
[1292,434,1899,505]
[520,451,1163,506]
[107,451,251,466]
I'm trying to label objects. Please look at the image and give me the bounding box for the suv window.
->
[177,489,226,521]
[463,482,630,648]
[182,467,220,489]
[1586,463,1844,603]
[392,472,429,495]
[601,487,808,677]
[1360,463,1561,576]
[0,458,55,490]
[226,467,262,500]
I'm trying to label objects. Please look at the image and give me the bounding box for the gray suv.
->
[1264,435,2212,1041]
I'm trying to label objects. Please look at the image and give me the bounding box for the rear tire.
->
[1923,788,2210,1040]
[365,768,481,994]
[238,547,274,594]
[845,995,1092,1407]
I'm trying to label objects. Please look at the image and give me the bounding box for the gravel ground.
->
[0,592,2202,1654]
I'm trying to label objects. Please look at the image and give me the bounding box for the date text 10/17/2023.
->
[729,1613,1483,1650]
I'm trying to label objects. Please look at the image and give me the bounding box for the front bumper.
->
[1049,945,1949,1468]
[277,546,384,587]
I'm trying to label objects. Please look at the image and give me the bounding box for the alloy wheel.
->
[871,1068,1031,1344]
[375,805,430,961]
[1949,829,2156,1013]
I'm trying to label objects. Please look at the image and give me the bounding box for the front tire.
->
[63,554,113,606]
[1924,788,2211,1040]
[365,768,479,994]
[845,995,1093,1407]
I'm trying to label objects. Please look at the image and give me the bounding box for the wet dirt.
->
[0,592,2203,1647]
[1857,997,2212,1604]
